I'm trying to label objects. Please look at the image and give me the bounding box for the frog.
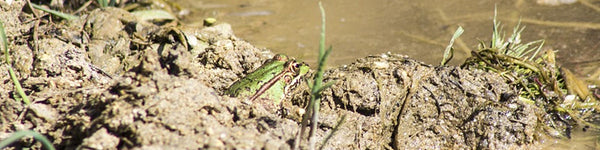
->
[225,54,310,105]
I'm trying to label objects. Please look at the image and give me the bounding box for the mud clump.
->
[310,54,538,149]
[1,1,544,149]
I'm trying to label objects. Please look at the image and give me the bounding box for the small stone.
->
[80,128,119,150]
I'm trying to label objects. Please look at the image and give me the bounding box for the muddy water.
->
[176,0,598,74]
[173,0,600,148]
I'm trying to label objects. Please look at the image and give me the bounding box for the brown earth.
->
[0,1,549,149]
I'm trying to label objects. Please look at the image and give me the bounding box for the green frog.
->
[226,54,310,105]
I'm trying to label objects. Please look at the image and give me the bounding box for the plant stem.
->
[308,2,327,149]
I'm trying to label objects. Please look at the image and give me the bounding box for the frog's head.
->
[283,60,310,96]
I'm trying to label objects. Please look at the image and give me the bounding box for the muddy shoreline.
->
[0,1,586,149]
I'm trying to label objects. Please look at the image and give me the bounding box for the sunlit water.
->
[174,0,600,148]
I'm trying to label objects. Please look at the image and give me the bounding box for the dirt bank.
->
[0,1,567,149]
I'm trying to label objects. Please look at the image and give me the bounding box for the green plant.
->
[294,2,340,150]
[98,0,121,7]
[29,3,78,21]
[440,26,464,66]
[0,21,54,150]
[0,130,55,150]
[460,9,600,138]
[462,10,546,102]
[1,21,31,105]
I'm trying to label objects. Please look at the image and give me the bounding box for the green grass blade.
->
[0,130,55,150]
[97,0,108,7]
[316,81,335,94]
[8,67,31,105]
[1,21,8,63]
[441,26,464,66]
[1,21,31,105]
[318,46,332,66]
[529,40,544,61]
[491,8,500,49]
[30,3,78,21]
[308,1,332,149]
[317,2,327,63]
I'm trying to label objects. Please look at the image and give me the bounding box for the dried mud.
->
[1,1,547,149]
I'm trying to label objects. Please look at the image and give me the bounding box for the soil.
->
[0,1,550,149]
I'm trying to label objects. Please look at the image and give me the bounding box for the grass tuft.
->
[460,8,600,139]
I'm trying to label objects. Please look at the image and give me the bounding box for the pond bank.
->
[0,1,595,149]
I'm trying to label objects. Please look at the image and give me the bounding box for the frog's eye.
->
[292,62,306,72]
[285,61,298,73]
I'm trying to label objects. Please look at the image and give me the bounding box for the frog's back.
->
[225,60,287,97]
